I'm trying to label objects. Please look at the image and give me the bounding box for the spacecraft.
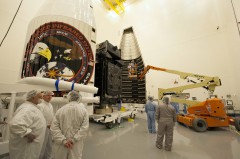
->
[21,0,96,87]
[120,27,146,104]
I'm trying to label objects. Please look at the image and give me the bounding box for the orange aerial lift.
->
[138,65,240,132]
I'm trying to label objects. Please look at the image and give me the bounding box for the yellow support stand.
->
[128,118,134,122]
[120,107,126,112]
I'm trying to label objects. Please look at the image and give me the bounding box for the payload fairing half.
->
[21,0,96,86]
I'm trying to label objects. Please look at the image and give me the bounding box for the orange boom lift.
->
[139,65,240,132]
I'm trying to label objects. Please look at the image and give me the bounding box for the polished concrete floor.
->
[1,116,239,159]
[83,117,240,159]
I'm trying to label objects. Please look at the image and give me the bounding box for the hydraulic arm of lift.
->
[139,65,222,106]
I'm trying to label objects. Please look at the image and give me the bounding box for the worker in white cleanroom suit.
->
[155,96,177,151]
[38,90,54,159]
[50,90,89,159]
[9,90,46,159]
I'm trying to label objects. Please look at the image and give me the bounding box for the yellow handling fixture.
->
[104,0,126,15]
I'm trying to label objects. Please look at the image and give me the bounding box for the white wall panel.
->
[92,0,240,102]
[0,0,22,43]
[232,0,240,22]
[231,0,240,100]
[0,0,45,83]
[215,0,240,107]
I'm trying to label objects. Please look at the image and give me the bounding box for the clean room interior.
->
[0,0,240,159]
[1,0,240,102]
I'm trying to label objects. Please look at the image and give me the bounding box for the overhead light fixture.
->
[103,0,126,15]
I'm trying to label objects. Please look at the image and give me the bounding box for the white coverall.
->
[9,101,46,159]
[155,103,176,150]
[50,101,89,159]
[38,101,54,159]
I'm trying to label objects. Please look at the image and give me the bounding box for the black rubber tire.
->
[105,122,114,129]
[130,114,136,119]
[192,118,208,132]
[234,118,240,131]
